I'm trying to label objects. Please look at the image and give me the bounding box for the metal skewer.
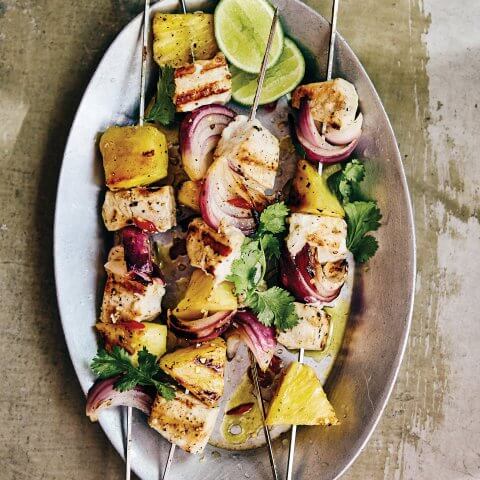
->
[245,8,280,480]
[160,3,196,479]
[249,351,279,480]
[248,7,280,122]
[285,2,339,480]
[125,2,151,479]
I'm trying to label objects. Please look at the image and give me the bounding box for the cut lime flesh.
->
[231,38,305,106]
[214,0,284,74]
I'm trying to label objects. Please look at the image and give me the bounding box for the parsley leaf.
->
[344,201,382,263]
[91,346,175,400]
[227,202,299,330]
[145,66,175,126]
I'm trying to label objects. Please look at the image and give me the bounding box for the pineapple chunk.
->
[177,180,201,212]
[96,322,167,365]
[153,12,218,68]
[173,269,237,320]
[100,125,168,191]
[159,338,226,407]
[266,362,338,426]
[148,390,219,454]
[290,159,344,217]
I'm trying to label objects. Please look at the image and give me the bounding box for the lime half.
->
[231,38,305,106]
[214,0,284,74]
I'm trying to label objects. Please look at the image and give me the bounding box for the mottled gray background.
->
[0,0,479,479]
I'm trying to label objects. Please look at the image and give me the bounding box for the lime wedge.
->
[231,38,305,106]
[214,0,284,74]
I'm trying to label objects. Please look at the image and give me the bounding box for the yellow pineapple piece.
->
[266,362,338,426]
[95,322,167,365]
[177,180,201,212]
[290,159,344,217]
[152,12,218,68]
[173,269,237,320]
[100,125,168,191]
[159,338,226,407]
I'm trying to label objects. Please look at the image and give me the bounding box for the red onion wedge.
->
[168,310,235,343]
[295,98,362,164]
[200,160,257,235]
[120,226,153,275]
[86,376,154,422]
[233,311,276,372]
[280,245,344,304]
[180,104,236,181]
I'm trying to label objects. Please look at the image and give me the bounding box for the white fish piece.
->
[214,115,279,193]
[148,390,219,454]
[102,186,176,232]
[286,212,348,264]
[173,53,232,112]
[292,78,359,129]
[277,303,330,351]
[186,218,244,282]
[100,246,165,323]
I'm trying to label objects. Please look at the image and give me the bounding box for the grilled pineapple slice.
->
[153,12,218,68]
[100,125,168,191]
[159,338,226,407]
[96,322,167,365]
[173,269,237,320]
[266,362,338,426]
[290,159,344,217]
[177,180,201,212]
[148,389,219,454]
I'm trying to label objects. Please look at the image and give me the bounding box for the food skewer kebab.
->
[244,8,280,480]
[161,8,280,480]
[286,1,340,479]
[126,1,150,478]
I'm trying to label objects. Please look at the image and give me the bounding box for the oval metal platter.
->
[54,0,416,479]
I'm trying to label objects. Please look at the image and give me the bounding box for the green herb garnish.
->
[91,346,175,400]
[227,202,299,331]
[145,66,175,126]
[329,159,382,263]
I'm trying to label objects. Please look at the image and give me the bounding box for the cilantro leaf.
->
[247,287,298,330]
[354,235,379,263]
[145,66,175,126]
[257,202,290,235]
[328,159,366,204]
[344,201,381,263]
[227,246,263,297]
[227,202,299,330]
[90,346,175,399]
[260,233,280,263]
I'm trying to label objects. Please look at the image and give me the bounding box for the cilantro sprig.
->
[145,66,175,126]
[227,202,299,331]
[328,160,382,263]
[91,346,175,400]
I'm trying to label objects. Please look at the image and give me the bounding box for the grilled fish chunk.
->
[214,115,279,193]
[100,246,165,323]
[148,390,219,454]
[102,186,176,233]
[186,218,244,282]
[286,213,348,264]
[173,53,232,112]
[277,303,330,350]
[292,78,359,129]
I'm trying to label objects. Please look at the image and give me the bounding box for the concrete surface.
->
[0,0,479,479]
